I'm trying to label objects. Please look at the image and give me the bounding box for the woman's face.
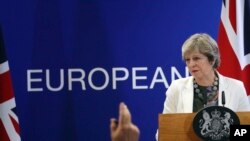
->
[184,49,214,80]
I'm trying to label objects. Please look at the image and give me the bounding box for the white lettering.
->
[27,66,187,92]
[241,129,247,136]
[234,129,247,136]
[27,69,43,92]
[150,67,169,89]
[112,67,129,89]
[68,68,86,91]
[132,67,148,89]
[88,68,109,90]
[46,69,64,91]
[234,129,241,136]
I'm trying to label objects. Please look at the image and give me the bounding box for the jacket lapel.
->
[181,77,194,113]
[180,72,230,113]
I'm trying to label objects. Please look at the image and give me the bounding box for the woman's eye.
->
[193,57,200,61]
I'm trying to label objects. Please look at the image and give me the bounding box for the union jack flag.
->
[0,26,21,140]
[218,0,250,96]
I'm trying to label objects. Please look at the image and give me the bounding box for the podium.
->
[158,112,250,141]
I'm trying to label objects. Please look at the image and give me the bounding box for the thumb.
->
[110,118,118,133]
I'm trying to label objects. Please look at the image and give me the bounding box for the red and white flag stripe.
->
[218,0,250,96]
[0,62,21,141]
[0,26,21,141]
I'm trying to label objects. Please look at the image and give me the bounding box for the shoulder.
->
[219,73,244,87]
[170,76,193,87]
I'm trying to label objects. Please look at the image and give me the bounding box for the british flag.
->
[0,26,21,140]
[218,0,250,96]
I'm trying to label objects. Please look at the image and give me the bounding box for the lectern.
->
[158,112,250,141]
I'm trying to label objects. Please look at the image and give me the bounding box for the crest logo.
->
[193,106,240,141]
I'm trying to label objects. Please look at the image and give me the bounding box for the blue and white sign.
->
[0,0,221,140]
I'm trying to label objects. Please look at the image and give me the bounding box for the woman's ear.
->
[210,60,215,66]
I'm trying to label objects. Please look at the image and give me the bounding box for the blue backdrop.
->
[0,0,221,140]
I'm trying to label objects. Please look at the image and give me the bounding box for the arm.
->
[237,82,250,111]
[163,81,179,114]
[156,81,179,140]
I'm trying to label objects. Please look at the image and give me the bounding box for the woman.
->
[163,33,250,113]
[156,33,250,140]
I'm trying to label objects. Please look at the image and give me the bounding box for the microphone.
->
[222,91,225,107]
[203,93,207,108]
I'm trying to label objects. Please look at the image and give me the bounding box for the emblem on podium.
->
[193,106,240,141]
